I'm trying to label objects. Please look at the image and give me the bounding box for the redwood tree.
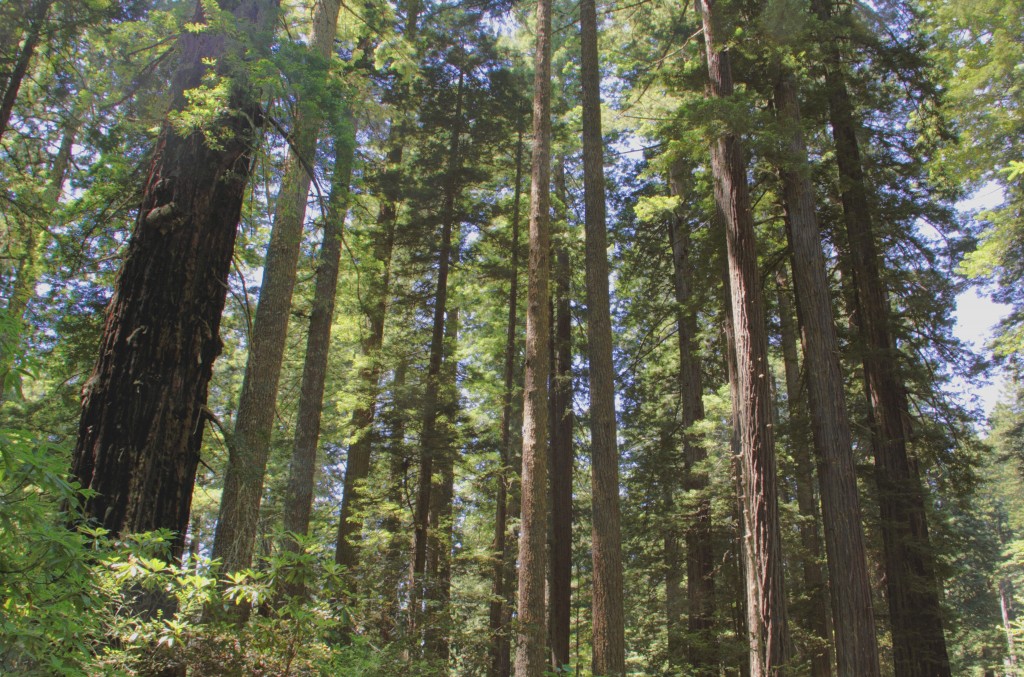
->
[71,0,278,558]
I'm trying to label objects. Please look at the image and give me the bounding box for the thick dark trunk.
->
[668,163,717,674]
[579,0,625,672]
[549,157,573,672]
[212,0,342,581]
[774,68,882,677]
[280,116,356,584]
[810,2,951,674]
[488,129,523,677]
[699,1,789,672]
[72,0,277,560]
[515,0,553,667]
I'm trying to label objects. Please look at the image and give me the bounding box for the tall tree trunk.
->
[699,1,789,672]
[489,129,524,677]
[212,0,342,582]
[426,306,459,662]
[515,0,553,667]
[0,0,50,143]
[71,0,278,559]
[411,70,464,630]
[549,156,573,672]
[668,163,718,673]
[773,68,882,677]
[280,115,356,582]
[579,0,625,672]
[774,267,834,677]
[810,2,951,674]
[335,0,420,573]
[722,249,753,677]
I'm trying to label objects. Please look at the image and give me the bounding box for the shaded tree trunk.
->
[488,128,524,677]
[411,70,464,632]
[699,0,789,672]
[72,0,278,559]
[810,2,951,674]
[0,0,50,143]
[774,67,882,677]
[774,267,834,677]
[549,156,573,672]
[280,115,356,587]
[668,163,717,674]
[579,0,625,672]
[426,306,459,663]
[515,0,554,667]
[212,0,342,582]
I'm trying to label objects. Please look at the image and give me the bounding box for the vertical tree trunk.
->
[425,306,459,662]
[668,163,718,674]
[722,249,754,677]
[810,2,951,674]
[411,70,464,629]
[549,156,574,672]
[0,0,50,143]
[72,0,278,559]
[280,115,356,579]
[515,0,553,666]
[579,0,625,672]
[774,266,834,677]
[489,129,524,677]
[212,0,342,581]
[335,0,420,573]
[773,67,882,677]
[698,1,789,672]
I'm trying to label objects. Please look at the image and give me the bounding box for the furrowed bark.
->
[514,0,553,666]
[72,0,278,560]
[699,1,789,672]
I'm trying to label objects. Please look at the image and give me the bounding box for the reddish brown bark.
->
[774,68,881,677]
[699,1,789,672]
[810,2,951,674]
[579,0,625,671]
[549,157,573,672]
[72,0,277,559]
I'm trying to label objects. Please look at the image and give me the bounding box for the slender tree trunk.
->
[549,156,573,672]
[699,1,789,672]
[212,0,342,582]
[425,306,459,662]
[774,267,834,677]
[774,67,882,677]
[668,163,718,674]
[489,129,524,677]
[411,71,464,631]
[1,112,77,401]
[71,0,278,560]
[0,0,50,143]
[810,2,951,674]
[515,0,553,666]
[280,115,356,582]
[579,0,625,672]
